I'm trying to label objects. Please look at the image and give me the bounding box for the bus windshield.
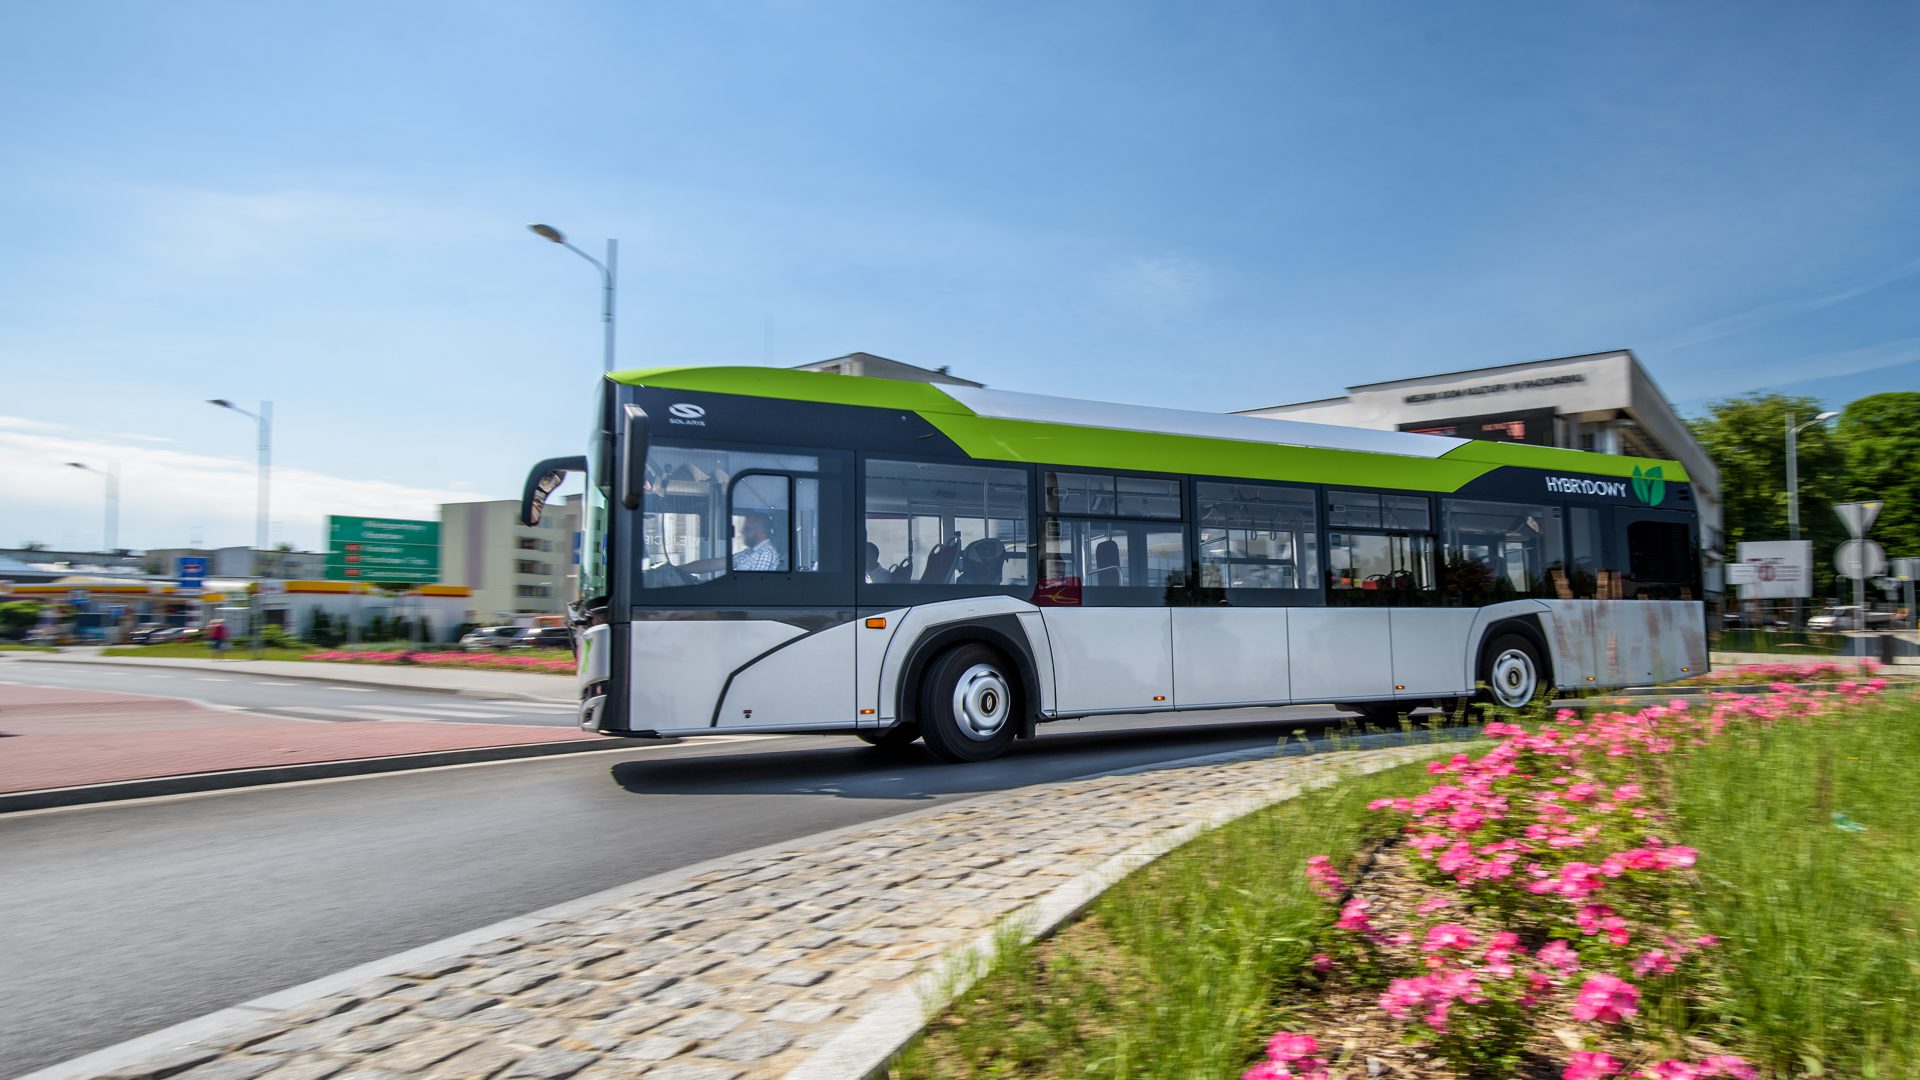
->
[640,444,821,586]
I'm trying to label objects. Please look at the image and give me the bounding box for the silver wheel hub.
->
[1490,648,1536,707]
[951,663,1011,741]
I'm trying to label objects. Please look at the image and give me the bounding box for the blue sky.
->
[4,1,1917,551]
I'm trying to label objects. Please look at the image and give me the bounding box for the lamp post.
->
[209,398,273,657]
[527,223,617,373]
[65,462,118,552]
[1785,410,1839,629]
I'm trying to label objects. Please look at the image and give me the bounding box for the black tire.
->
[856,723,920,750]
[1479,633,1547,710]
[917,643,1020,763]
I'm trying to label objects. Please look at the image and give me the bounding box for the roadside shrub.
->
[0,600,45,640]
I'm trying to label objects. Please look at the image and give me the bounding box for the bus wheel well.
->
[1477,617,1554,693]
[896,619,1041,740]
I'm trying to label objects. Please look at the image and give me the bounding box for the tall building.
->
[438,496,581,622]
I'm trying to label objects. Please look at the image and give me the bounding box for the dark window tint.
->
[1047,472,1181,519]
[1327,490,1431,531]
[1196,481,1319,591]
[1442,499,1563,603]
[1626,520,1695,600]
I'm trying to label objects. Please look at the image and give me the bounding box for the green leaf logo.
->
[1631,464,1666,506]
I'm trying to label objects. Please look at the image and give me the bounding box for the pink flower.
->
[1699,1056,1757,1079]
[1266,1031,1319,1062]
[1538,939,1581,972]
[1416,895,1453,915]
[1565,1050,1622,1080]
[1335,897,1373,934]
[1423,924,1478,952]
[1310,953,1333,975]
[1633,949,1678,976]
[1570,973,1640,1024]
[1378,976,1428,1018]
[1304,855,1345,900]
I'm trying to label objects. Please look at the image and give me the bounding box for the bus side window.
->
[729,474,791,573]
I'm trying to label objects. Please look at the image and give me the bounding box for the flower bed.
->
[1676,659,1881,686]
[1250,679,1891,1080]
[299,650,575,674]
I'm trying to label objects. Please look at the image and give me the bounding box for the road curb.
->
[0,738,638,814]
[5,654,576,704]
[11,733,1459,1080]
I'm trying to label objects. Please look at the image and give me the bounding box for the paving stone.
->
[257,1058,349,1080]
[762,1000,840,1024]
[324,1019,432,1055]
[497,1016,575,1049]
[641,1064,745,1080]
[700,1023,797,1062]
[176,1057,281,1080]
[658,1008,747,1040]
[358,1031,477,1071]
[643,979,720,1008]
[480,969,559,996]
[273,996,360,1025]
[611,1034,695,1062]
[759,966,829,987]
[411,993,498,1020]
[501,1046,600,1078]
[394,957,470,979]
[423,1040,522,1079]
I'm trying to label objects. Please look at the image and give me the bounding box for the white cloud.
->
[0,418,484,551]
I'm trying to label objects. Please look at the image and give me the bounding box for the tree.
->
[1838,392,1920,562]
[0,600,45,640]
[1688,392,1848,597]
[18,541,46,551]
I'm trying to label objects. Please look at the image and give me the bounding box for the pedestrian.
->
[208,619,229,656]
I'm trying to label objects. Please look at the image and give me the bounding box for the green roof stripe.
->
[612,365,1688,491]
[611,365,973,415]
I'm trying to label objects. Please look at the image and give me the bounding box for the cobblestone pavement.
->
[85,739,1449,1080]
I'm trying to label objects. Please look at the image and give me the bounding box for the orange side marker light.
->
[864,617,886,629]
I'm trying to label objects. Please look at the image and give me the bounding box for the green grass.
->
[0,642,56,652]
[1676,690,1920,1078]
[888,755,1444,1080]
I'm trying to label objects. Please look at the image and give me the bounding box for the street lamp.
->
[65,462,119,552]
[1785,410,1839,630]
[209,398,273,659]
[527,223,617,373]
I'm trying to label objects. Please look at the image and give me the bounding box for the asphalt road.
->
[0,665,1385,1078]
[0,657,577,727]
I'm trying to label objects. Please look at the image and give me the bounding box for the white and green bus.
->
[521,367,1706,762]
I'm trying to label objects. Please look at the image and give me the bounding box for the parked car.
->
[460,626,524,651]
[149,626,202,644]
[510,626,574,651]
[128,623,169,644]
[1807,605,1896,631]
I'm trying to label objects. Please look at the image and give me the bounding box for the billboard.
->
[326,515,440,583]
[1398,407,1557,446]
[1732,540,1812,600]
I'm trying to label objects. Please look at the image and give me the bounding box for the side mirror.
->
[520,456,587,526]
[619,403,650,510]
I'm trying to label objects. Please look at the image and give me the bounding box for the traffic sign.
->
[68,588,90,604]
[176,556,209,589]
[1835,539,1888,579]
[1725,563,1758,586]
[1733,540,1812,599]
[1893,557,1920,582]
[328,516,440,547]
[1833,501,1884,540]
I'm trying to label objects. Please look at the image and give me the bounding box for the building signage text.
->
[1404,373,1586,405]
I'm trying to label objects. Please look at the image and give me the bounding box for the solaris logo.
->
[1631,464,1666,506]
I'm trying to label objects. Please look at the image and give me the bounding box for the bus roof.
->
[611,365,1689,485]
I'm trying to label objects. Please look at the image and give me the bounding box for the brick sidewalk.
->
[69,739,1450,1080]
[16,650,575,701]
[0,683,596,795]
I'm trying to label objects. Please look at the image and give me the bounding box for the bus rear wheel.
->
[1481,633,1546,710]
[856,723,920,750]
[918,644,1020,763]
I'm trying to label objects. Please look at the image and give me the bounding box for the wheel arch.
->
[894,616,1043,739]
[1475,614,1555,691]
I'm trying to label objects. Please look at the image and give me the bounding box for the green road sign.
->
[326,514,441,582]
[327,515,441,547]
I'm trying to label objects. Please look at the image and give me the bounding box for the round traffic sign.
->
[1835,539,1888,579]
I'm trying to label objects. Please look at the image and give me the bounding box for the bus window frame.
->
[632,439,855,609]
[856,452,1039,607]
[1323,487,1442,607]
[1186,473,1326,608]
[1037,463,1192,608]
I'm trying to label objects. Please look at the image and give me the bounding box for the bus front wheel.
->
[918,644,1020,763]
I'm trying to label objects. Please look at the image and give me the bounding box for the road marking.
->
[262,706,468,723]
[144,675,176,680]
[260,681,298,687]
[486,700,576,711]
[322,686,378,692]
[195,678,230,683]
[344,704,511,720]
